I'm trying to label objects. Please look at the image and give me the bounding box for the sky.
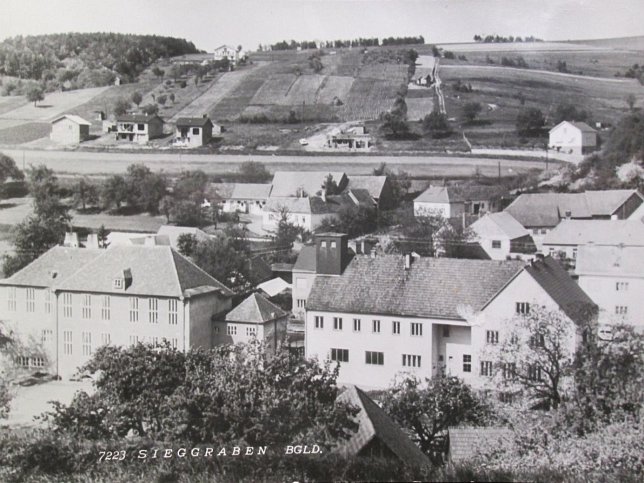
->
[1,0,643,51]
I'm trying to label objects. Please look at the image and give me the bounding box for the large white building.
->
[548,121,597,156]
[304,234,594,390]
[0,245,233,378]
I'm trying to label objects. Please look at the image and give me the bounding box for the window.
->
[192,127,200,135]
[148,298,159,323]
[529,333,545,348]
[137,123,145,131]
[63,293,73,318]
[101,333,111,346]
[499,392,515,404]
[333,317,343,330]
[44,290,51,314]
[616,281,629,291]
[42,329,53,344]
[443,326,450,337]
[129,297,139,322]
[81,294,91,319]
[168,299,178,325]
[528,364,542,381]
[100,296,110,321]
[372,320,381,333]
[402,354,421,367]
[320,241,327,249]
[171,338,178,349]
[615,306,628,315]
[480,360,493,376]
[129,335,139,346]
[572,248,577,260]
[331,348,349,362]
[353,318,361,332]
[392,321,400,334]
[540,229,547,235]
[411,322,423,336]
[463,354,472,373]
[532,228,539,235]
[82,332,92,356]
[502,362,516,380]
[26,288,35,313]
[63,331,73,355]
[516,302,530,315]
[214,326,220,335]
[365,351,384,365]
[246,326,256,336]
[491,240,501,249]
[227,324,237,335]
[113,278,123,289]
[31,357,45,368]
[331,241,337,249]
[314,316,324,329]
[296,299,306,308]
[486,330,499,344]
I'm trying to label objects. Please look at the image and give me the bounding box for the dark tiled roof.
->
[230,183,272,200]
[292,245,317,272]
[116,114,164,123]
[270,171,347,198]
[225,292,287,323]
[415,184,506,204]
[175,117,213,128]
[337,386,430,468]
[345,176,388,199]
[307,255,523,319]
[0,247,102,288]
[448,427,512,462]
[523,256,596,324]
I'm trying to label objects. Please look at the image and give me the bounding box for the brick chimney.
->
[315,232,349,275]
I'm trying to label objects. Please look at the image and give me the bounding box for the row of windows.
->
[330,349,423,368]
[216,324,257,337]
[16,356,46,368]
[315,316,426,337]
[60,331,178,355]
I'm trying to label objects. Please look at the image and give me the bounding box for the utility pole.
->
[498,160,501,180]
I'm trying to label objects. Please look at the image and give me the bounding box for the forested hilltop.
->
[0,33,200,90]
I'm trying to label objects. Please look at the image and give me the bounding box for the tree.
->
[625,93,636,111]
[71,177,98,211]
[157,94,167,106]
[26,85,44,106]
[381,375,493,456]
[552,102,591,125]
[113,97,130,116]
[274,207,300,250]
[321,173,339,195]
[317,204,378,238]
[96,225,109,248]
[484,305,595,409]
[237,161,271,183]
[152,66,164,79]
[100,175,128,211]
[516,107,545,137]
[0,152,24,197]
[380,111,410,139]
[130,91,143,107]
[462,102,482,123]
[170,199,203,226]
[141,103,159,116]
[169,92,175,104]
[124,164,167,213]
[173,170,210,203]
[422,110,452,138]
[176,233,198,257]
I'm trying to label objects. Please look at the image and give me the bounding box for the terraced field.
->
[251,74,298,105]
[406,97,434,121]
[341,78,401,120]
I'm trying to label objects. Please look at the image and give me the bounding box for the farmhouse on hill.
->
[213,45,239,65]
[50,114,91,144]
[174,116,220,148]
[116,113,164,144]
[548,121,597,156]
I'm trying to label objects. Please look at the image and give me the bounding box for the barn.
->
[50,115,91,144]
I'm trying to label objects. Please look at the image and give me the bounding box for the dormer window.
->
[113,268,132,291]
[113,278,123,289]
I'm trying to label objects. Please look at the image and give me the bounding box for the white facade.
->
[413,201,463,219]
[50,115,91,144]
[549,121,597,156]
[213,45,239,64]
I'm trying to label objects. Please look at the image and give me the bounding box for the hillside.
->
[570,35,644,51]
[0,32,199,90]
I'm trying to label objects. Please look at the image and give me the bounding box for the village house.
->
[414,184,507,219]
[291,245,319,319]
[345,175,394,209]
[542,219,644,268]
[0,245,233,378]
[49,114,91,144]
[213,292,288,353]
[335,385,430,467]
[548,121,598,156]
[223,184,272,215]
[326,125,372,151]
[115,114,164,144]
[213,45,239,65]
[576,244,644,329]
[304,233,594,390]
[505,189,644,249]
[174,116,217,148]
[269,171,349,198]
[470,212,536,261]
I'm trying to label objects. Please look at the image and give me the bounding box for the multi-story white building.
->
[0,245,233,378]
[304,234,594,390]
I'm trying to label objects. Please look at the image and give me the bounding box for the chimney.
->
[321,190,327,203]
[86,234,99,250]
[315,233,349,275]
[144,235,158,246]
[370,248,376,259]
[63,232,79,248]
[203,113,207,118]
[535,253,545,261]
[404,253,412,270]
[565,210,572,219]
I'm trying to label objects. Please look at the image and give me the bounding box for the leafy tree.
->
[237,161,271,183]
[100,175,128,211]
[130,91,142,106]
[382,375,493,455]
[516,107,545,137]
[462,102,482,123]
[274,207,300,250]
[169,199,203,226]
[152,66,164,79]
[308,53,323,73]
[113,97,130,116]
[141,103,159,116]
[380,111,410,139]
[176,233,198,257]
[190,228,250,291]
[169,92,175,104]
[422,110,452,138]
[320,173,339,195]
[157,94,167,106]
[96,225,109,248]
[26,85,44,106]
[0,152,24,197]
[317,204,378,238]
[71,177,98,211]
[625,93,636,111]
[124,164,167,214]
[552,102,591,125]
[27,165,69,220]
[603,111,644,162]
[173,169,210,204]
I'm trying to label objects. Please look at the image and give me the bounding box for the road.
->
[0,149,552,178]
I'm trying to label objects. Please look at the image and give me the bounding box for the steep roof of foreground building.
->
[225,292,287,323]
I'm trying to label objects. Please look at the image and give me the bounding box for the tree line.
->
[267,35,424,51]
[473,34,544,43]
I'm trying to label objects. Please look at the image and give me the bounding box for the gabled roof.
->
[414,184,506,204]
[264,192,363,215]
[307,255,524,320]
[257,277,291,297]
[576,245,644,277]
[230,183,272,200]
[53,245,232,298]
[225,292,287,323]
[523,256,596,325]
[157,225,210,249]
[0,247,102,288]
[292,245,317,272]
[549,120,597,133]
[448,427,512,462]
[471,212,529,241]
[345,176,388,200]
[175,117,213,128]
[51,114,91,126]
[584,190,642,216]
[116,114,164,123]
[336,386,429,468]
[270,171,347,198]
[542,219,644,246]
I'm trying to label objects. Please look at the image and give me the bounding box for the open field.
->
[0,122,50,145]
[570,35,644,51]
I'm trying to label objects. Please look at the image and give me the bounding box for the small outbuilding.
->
[50,115,91,144]
[174,116,217,148]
